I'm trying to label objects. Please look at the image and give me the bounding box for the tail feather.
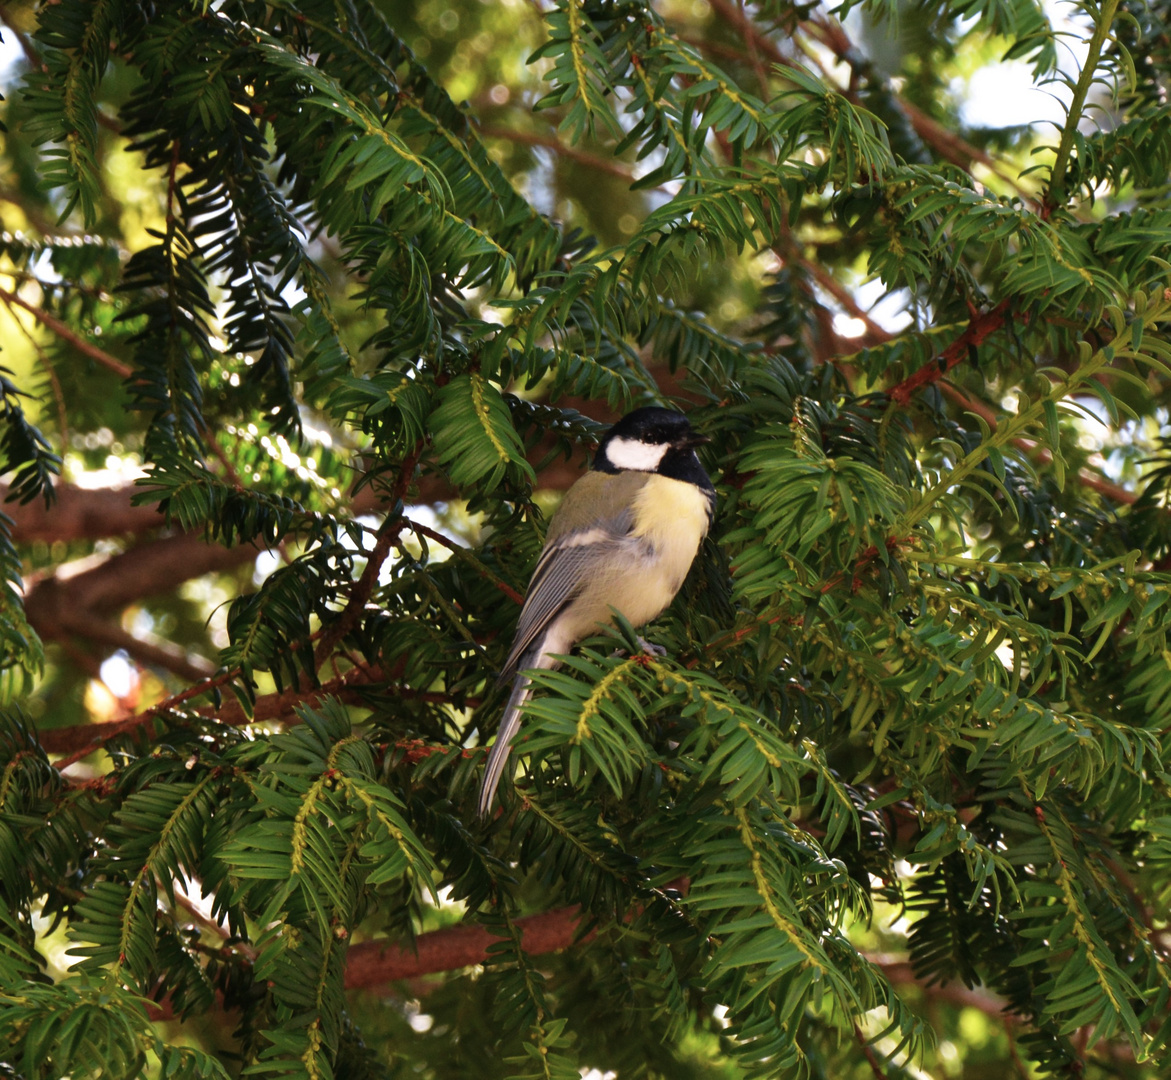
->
[477,673,532,817]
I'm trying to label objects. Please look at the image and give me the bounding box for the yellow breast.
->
[630,474,712,595]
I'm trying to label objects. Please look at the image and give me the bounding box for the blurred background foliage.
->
[1,0,1171,1077]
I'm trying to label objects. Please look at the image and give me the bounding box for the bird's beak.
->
[678,432,711,448]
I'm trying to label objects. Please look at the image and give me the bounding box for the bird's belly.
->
[557,552,679,641]
[562,474,710,638]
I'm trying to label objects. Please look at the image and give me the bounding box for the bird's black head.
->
[594,407,713,491]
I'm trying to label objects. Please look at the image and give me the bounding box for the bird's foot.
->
[637,637,667,657]
[609,637,667,660]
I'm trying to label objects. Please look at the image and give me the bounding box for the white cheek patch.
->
[605,436,669,472]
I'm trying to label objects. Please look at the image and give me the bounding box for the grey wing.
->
[500,523,630,679]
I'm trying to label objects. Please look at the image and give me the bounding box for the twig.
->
[887,299,1011,405]
[0,284,133,378]
[478,125,635,182]
[1004,1018,1031,1079]
[43,667,241,762]
[403,517,526,606]
[937,383,1137,504]
[9,302,70,443]
[43,661,479,764]
[853,1025,890,1080]
[798,12,1033,201]
[1045,0,1121,209]
[59,611,215,683]
[199,422,246,490]
[0,5,42,68]
[735,0,771,97]
[314,445,422,668]
[777,239,893,347]
[898,97,1035,200]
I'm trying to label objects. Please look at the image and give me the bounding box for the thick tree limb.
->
[23,530,259,691]
[27,531,260,616]
[4,482,165,542]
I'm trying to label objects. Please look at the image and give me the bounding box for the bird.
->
[477,406,716,816]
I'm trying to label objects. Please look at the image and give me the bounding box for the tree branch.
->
[887,300,1011,405]
[55,610,214,682]
[0,285,133,378]
[478,125,635,182]
[2,482,164,542]
[403,517,526,606]
[853,1024,890,1079]
[0,4,42,69]
[26,531,261,616]
[41,660,479,761]
[314,446,421,668]
[344,905,586,989]
[937,383,1137,504]
[705,0,1033,198]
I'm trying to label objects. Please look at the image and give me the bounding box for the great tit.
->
[477,406,716,816]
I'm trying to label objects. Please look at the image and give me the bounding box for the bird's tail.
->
[477,672,533,817]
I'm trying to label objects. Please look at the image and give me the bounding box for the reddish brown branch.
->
[41,661,479,760]
[42,667,372,759]
[345,905,586,989]
[50,686,226,762]
[887,300,1012,406]
[853,1025,890,1079]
